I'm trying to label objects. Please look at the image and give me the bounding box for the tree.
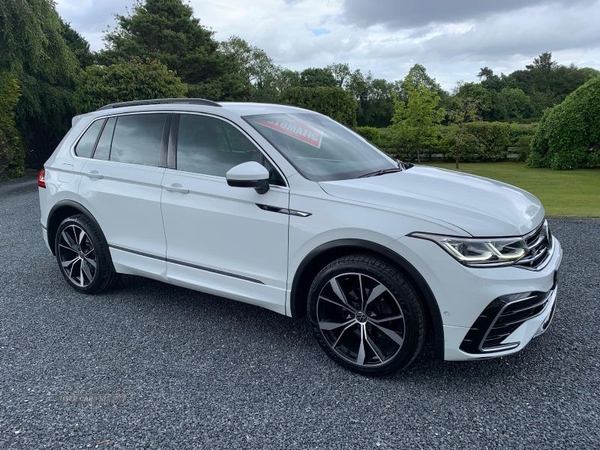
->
[61,20,94,68]
[0,73,23,179]
[346,69,373,125]
[0,0,81,171]
[495,88,531,121]
[528,76,600,170]
[477,67,494,81]
[280,87,358,127]
[399,64,449,107]
[392,74,445,162]
[327,63,352,88]
[100,0,227,98]
[505,52,595,118]
[220,36,280,102]
[299,67,337,88]
[526,52,557,73]
[454,82,492,120]
[74,60,187,113]
[447,95,480,168]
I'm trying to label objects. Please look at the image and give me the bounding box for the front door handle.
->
[86,170,103,179]
[163,183,189,194]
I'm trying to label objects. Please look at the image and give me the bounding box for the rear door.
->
[78,113,169,279]
[160,113,290,313]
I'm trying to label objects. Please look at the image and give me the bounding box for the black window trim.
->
[169,112,288,188]
[90,117,116,160]
[90,112,171,168]
[72,118,107,159]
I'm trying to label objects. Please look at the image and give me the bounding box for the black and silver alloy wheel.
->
[308,255,426,376]
[58,224,97,287]
[55,214,118,294]
[317,273,405,367]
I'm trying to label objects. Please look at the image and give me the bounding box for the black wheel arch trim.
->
[290,239,445,359]
[46,200,103,255]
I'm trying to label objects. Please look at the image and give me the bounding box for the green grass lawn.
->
[425,162,600,218]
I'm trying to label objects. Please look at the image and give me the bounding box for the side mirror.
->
[226,161,270,194]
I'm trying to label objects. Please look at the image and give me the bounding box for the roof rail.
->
[97,98,222,111]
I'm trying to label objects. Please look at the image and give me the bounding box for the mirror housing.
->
[226,161,270,194]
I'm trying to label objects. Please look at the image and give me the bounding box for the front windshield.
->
[244,112,397,181]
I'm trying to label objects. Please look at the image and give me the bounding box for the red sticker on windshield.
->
[256,119,323,149]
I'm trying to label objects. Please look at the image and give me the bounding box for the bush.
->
[0,72,24,180]
[463,121,512,161]
[528,76,600,169]
[355,126,381,146]
[280,86,358,127]
[74,60,188,113]
[508,123,538,161]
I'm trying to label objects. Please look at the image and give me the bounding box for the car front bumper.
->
[394,235,563,361]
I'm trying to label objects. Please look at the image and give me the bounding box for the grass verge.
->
[425,162,600,218]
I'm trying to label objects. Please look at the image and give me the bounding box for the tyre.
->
[308,255,426,376]
[55,214,118,294]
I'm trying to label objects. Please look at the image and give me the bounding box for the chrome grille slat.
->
[498,297,548,317]
[516,220,552,270]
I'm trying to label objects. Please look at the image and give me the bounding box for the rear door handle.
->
[86,170,103,179]
[163,183,189,194]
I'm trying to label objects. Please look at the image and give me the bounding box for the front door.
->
[160,113,289,313]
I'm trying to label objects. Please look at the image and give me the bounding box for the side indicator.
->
[38,169,46,188]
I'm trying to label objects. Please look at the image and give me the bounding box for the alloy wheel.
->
[57,224,97,288]
[316,273,406,367]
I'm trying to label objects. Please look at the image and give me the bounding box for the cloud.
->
[342,0,597,29]
[54,0,600,91]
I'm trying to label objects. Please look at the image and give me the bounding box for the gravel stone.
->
[1,175,598,448]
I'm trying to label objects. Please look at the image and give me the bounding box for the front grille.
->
[460,289,554,354]
[515,221,552,269]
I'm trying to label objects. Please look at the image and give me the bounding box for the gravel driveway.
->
[1,175,599,449]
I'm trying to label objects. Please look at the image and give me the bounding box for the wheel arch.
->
[47,200,102,255]
[290,239,445,359]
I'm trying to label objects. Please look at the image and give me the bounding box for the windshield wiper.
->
[358,167,403,178]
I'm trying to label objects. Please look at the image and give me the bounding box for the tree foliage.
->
[528,76,600,170]
[60,20,94,68]
[0,73,24,179]
[0,0,81,170]
[299,67,337,88]
[74,60,187,113]
[280,87,358,127]
[392,72,444,162]
[100,0,227,98]
[447,93,481,168]
[220,36,281,102]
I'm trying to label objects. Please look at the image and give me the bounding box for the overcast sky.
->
[55,0,600,91]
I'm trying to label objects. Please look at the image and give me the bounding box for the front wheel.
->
[55,214,118,294]
[308,255,426,376]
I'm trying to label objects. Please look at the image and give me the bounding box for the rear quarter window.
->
[74,120,105,158]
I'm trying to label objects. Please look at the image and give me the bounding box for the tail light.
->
[38,169,46,188]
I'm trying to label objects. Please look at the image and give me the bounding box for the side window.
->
[110,114,166,167]
[93,117,116,161]
[74,120,105,158]
[176,115,263,178]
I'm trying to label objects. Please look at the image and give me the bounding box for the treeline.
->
[1,0,599,179]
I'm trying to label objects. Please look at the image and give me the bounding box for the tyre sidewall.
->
[55,214,114,294]
[308,256,426,376]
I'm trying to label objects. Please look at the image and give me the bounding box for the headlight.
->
[410,232,528,267]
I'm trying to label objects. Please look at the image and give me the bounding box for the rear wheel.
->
[55,214,118,294]
[308,255,426,376]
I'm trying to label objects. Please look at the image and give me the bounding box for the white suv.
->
[38,98,562,375]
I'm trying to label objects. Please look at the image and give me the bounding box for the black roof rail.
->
[97,98,222,111]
